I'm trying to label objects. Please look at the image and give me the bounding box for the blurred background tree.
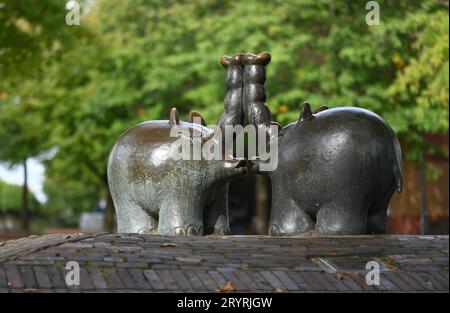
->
[0,0,448,234]
[0,179,40,215]
[0,0,82,230]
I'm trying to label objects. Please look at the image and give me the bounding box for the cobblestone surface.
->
[0,234,448,292]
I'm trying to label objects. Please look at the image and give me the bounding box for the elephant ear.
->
[169,107,180,126]
[298,102,313,123]
[188,111,206,126]
[314,105,329,114]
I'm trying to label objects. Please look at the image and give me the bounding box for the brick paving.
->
[0,234,448,292]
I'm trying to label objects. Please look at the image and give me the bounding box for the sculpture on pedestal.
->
[107,51,403,236]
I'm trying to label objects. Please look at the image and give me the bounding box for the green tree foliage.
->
[387,8,449,160]
[0,0,88,227]
[0,0,66,77]
[0,179,40,213]
[0,0,448,217]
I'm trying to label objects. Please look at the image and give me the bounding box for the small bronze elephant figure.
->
[255,103,403,236]
[107,108,246,235]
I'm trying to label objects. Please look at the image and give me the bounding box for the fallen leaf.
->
[216,281,235,292]
[385,263,396,270]
[275,288,285,293]
[378,255,399,270]
[335,273,344,280]
[23,288,37,293]
[112,248,125,253]
[161,242,176,248]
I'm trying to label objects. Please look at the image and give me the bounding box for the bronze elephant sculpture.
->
[254,103,403,235]
[107,108,246,235]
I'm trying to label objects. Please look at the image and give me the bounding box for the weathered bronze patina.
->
[254,103,403,235]
[107,109,246,235]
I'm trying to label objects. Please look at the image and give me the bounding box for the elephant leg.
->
[114,197,158,234]
[242,52,274,160]
[367,182,396,234]
[204,183,230,235]
[367,204,388,234]
[158,193,204,236]
[217,53,245,158]
[268,196,314,236]
[242,52,273,129]
[316,200,368,235]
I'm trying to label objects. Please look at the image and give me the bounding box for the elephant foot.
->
[315,204,367,235]
[269,224,318,236]
[270,227,319,237]
[137,227,158,235]
[268,208,315,236]
[172,225,204,236]
[213,225,230,235]
[268,224,280,236]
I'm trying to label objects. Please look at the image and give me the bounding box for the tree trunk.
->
[22,158,30,232]
[419,148,429,235]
